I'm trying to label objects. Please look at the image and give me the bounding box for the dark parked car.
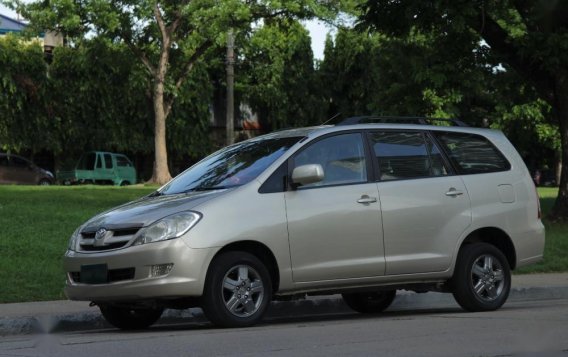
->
[0,153,54,185]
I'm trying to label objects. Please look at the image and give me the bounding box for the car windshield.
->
[160,136,302,195]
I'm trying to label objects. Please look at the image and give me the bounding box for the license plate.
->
[80,264,108,284]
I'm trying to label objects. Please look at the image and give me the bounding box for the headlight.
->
[133,211,201,246]
[68,226,81,251]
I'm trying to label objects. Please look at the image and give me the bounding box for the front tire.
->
[201,251,272,328]
[99,305,163,330]
[342,290,396,313]
[38,179,51,186]
[451,243,511,312]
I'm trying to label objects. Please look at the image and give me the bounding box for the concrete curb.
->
[2,286,567,336]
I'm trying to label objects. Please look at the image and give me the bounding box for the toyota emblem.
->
[95,228,107,240]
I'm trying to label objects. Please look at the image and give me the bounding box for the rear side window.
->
[435,132,510,174]
[12,157,28,168]
[370,131,448,181]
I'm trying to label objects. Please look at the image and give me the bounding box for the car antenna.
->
[320,112,342,126]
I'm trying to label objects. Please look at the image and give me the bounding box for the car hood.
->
[82,190,227,232]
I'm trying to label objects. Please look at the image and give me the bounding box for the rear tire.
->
[451,243,511,312]
[38,179,51,186]
[201,251,272,328]
[99,305,163,330]
[342,290,396,313]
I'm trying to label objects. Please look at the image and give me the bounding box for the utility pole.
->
[226,30,235,145]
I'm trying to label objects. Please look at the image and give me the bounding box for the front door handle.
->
[357,195,377,204]
[445,188,464,197]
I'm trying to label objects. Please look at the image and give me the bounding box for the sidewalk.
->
[1,273,567,335]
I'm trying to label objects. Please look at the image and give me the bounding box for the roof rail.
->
[336,116,469,127]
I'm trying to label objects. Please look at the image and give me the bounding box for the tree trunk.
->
[149,78,172,185]
[555,155,562,186]
[226,30,235,146]
[550,76,568,221]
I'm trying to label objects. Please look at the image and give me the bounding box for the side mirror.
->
[291,164,324,187]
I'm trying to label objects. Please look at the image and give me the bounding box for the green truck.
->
[57,151,137,186]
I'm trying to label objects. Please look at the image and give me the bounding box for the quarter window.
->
[116,156,132,167]
[293,133,367,188]
[370,131,448,181]
[435,132,510,174]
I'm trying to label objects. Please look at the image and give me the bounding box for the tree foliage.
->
[239,20,324,130]
[318,26,499,125]
[0,35,56,154]
[359,0,568,219]
[0,36,213,175]
[3,0,341,183]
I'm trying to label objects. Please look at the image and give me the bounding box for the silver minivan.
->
[64,118,545,329]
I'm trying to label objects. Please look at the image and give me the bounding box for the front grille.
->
[80,242,129,251]
[113,228,139,237]
[81,232,96,239]
[69,268,135,284]
[109,268,136,282]
[78,227,141,252]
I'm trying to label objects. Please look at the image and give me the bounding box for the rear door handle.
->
[357,195,377,204]
[445,188,464,197]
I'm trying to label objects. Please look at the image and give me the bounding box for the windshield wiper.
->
[184,186,233,192]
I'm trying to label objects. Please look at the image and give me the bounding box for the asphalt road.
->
[2,296,567,357]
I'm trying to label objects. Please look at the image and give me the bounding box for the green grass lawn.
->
[0,185,566,303]
[0,185,154,303]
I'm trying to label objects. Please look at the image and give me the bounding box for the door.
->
[368,130,471,275]
[99,153,115,181]
[115,155,136,184]
[285,132,385,282]
[9,156,36,184]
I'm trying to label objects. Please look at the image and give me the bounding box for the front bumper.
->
[64,239,217,301]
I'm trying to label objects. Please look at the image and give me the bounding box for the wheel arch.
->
[458,227,517,270]
[212,240,280,293]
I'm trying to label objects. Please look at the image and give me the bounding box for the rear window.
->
[77,153,97,170]
[435,132,510,174]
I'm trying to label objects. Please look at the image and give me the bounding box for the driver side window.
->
[293,133,368,189]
